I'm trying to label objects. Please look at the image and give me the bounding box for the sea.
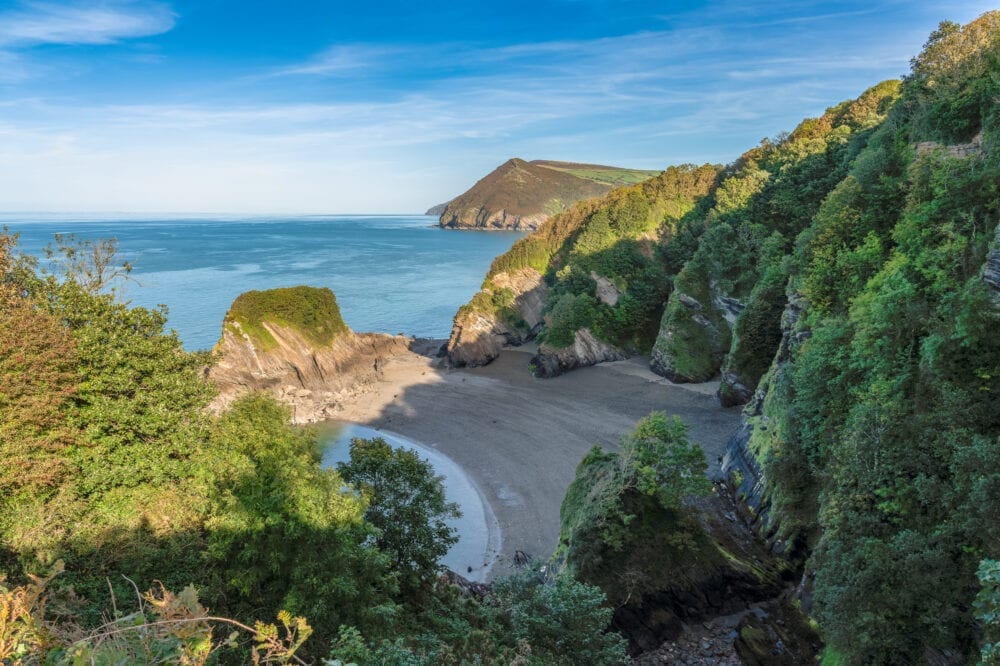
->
[4,213,522,580]
[2,213,524,350]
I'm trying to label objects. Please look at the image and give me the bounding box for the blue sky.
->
[0,1,993,213]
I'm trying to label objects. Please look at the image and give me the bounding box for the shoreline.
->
[320,423,503,583]
[333,342,741,579]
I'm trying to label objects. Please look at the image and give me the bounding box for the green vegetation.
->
[5,11,1000,665]
[338,438,460,595]
[652,78,902,385]
[977,559,1000,664]
[464,163,719,350]
[225,285,349,350]
[0,566,313,665]
[329,568,627,665]
[651,240,734,382]
[1,232,629,663]
[557,413,712,602]
[718,259,787,403]
[533,160,662,187]
[696,12,1000,663]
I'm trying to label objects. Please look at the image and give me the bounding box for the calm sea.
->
[4,214,523,350]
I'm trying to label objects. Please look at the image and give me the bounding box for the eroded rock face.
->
[442,208,548,231]
[985,224,1000,306]
[650,288,734,383]
[591,271,622,306]
[720,291,810,541]
[446,268,547,367]
[718,371,753,408]
[529,328,628,378]
[445,310,512,368]
[208,321,409,423]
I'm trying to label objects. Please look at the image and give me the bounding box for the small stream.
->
[319,423,500,582]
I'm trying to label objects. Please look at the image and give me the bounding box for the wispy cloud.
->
[271,44,402,77]
[0,0,974,212]
[0,1,175,47]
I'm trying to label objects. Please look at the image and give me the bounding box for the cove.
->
[319,423,500,582]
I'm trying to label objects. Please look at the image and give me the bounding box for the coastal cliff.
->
[207,286,410,423]
[446,164,720,370]
[438,158,658,231]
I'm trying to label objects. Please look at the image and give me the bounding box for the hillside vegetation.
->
[447,77,901,375]
[712,13,1000,663]
[2,11,1000,666]
[532,160,662,187]
[447,11,1000,663]
[0,233,627,664]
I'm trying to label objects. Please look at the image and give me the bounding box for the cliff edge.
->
[207,286,410,423]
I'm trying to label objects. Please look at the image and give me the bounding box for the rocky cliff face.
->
[650,282,741,383]
[985,222,1000,306]
[720,291,810,547]
[529,328,628,378]
[208,308,410,424]
[446,267,547,366]
[439,158,612,231]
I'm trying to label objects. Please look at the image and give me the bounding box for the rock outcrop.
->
[721,291,810,543]
[529,328,628,378]
[446,267,547,367]
[650,282,739,383]
[207,287,410,423]
[591,271,622,306]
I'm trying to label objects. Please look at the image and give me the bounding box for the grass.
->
[224,286,349,350]
[533,161,662,187]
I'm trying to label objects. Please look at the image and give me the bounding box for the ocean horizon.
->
[5,214,525,350]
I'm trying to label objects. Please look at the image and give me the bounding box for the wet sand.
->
[335,342,741,578]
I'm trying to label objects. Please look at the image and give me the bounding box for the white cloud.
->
[0,1,175,47]
[270,44,402,77]
[0,3,959,212]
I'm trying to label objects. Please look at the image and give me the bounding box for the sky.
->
[0,1,994,214]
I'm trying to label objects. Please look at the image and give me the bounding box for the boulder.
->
[529,328,628,378]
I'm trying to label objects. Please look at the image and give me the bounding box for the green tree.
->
[558,413,712,607]
[207,396,395,650]
[977,559,1000,665]
[338,438,460,594]
[491,570,628,665]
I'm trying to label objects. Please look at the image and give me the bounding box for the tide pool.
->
[320,423,500,582]
[3,214,524,350]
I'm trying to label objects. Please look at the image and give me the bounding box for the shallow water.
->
[4,214,524,350]
[319,423,500,582]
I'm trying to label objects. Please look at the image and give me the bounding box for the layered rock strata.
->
[208,291,411,423]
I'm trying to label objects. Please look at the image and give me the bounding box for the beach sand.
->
[335,341,741,578]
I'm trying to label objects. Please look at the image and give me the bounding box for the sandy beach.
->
[336,342,741,578]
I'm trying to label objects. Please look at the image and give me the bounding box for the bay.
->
[3,213,524,350]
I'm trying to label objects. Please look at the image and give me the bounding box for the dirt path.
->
[335,343,741,577]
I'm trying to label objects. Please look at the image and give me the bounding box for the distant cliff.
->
[438,158,659,231]
[207,286,409,423]
[425,201,449,216]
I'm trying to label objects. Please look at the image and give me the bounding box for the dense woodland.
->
[2,12,1000,666]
